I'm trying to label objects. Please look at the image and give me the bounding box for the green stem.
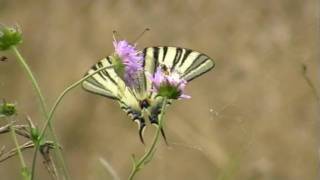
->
[39,65,115,139]
[31,65,115,179]
[10,46,66,180]
[6,118,29,180]
[128,97,168,180]
[30,142,40,180]
[10,46,48,121]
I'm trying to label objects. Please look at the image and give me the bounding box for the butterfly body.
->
[82,46,214,143]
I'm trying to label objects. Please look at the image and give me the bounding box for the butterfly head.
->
[139,99,150,109]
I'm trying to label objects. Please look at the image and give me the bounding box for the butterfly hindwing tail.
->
[120,103,146,143]
[148,98,172,144]
[83,56,147,143]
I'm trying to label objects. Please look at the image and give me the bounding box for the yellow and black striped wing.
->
[82,47,215,143]
[142,47,215,142]
[143,47,214,81]
[82,57,121,99]
[81,56,147,142]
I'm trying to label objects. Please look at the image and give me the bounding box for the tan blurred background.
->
[0,0,319,179]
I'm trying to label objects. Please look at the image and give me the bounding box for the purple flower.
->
[148,67,190,99]
[113,40,143,87]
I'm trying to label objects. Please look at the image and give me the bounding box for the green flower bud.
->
[0,101,17,117]
[0,25,22,51]
[157,84,182,99]
[149,67,191,100]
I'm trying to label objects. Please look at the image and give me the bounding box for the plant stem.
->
[38,65,115,139]
[6,118,29,180]
[10,46,48,122]
[128,97,168,180]
[31,65,115,179]
[10,46,67,179]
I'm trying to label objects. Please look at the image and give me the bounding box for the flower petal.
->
[113,40,144,87]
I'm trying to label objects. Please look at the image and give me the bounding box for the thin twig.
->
[0,140,31,164]
[0,140,58,163]
[0,123,30,139]
[40,143,58,180]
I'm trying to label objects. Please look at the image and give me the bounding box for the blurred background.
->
[0,0,319,179]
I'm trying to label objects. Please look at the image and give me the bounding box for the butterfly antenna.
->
[132,28,150,44]
[112,30,123,42]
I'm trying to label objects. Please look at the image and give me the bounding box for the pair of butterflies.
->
[82,46,214,143]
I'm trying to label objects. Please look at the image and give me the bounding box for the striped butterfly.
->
[82,45,214,143]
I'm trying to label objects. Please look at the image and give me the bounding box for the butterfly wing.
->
[143,47,215,82]
[82,56,147,143]
[143,47,215,141]
[82,57,120,100]
[82,47,214,143]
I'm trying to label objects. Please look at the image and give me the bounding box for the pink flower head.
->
[149,67,190,99]
[113,40,143,87]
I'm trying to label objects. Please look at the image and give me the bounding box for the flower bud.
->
[0,25,22,51]
[0,100,17,117]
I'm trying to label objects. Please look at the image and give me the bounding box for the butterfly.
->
[82,46,214,143]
